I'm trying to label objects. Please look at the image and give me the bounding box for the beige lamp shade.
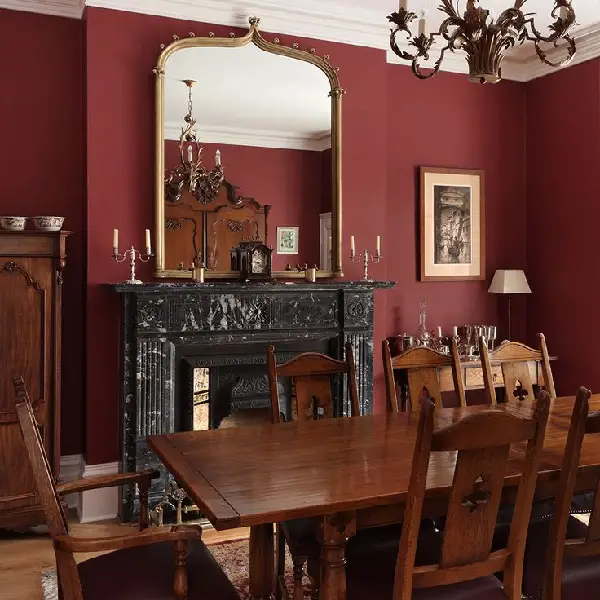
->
[488,270,532,294]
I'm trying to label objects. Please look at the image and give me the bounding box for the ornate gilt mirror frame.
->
[153,17,344,279]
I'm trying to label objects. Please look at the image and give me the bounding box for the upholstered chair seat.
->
[78,539,240,600]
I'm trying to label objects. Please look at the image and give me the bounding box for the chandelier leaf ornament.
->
[165,79,224,204]
[387,0,577,83]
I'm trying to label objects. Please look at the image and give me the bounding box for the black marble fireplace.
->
[113,280,394,520]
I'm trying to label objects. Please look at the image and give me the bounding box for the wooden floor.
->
[0,518,249,600]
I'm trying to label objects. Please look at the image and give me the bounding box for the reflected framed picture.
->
[276,226,299,255]
[420,167,485,281]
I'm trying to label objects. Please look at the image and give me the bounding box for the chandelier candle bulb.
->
[376,235,381,256]
[113,228,119,251]
[418,11,426,36]
[350,235,355,257]
[215,150,221,166]
[145,229,151,253]
[399,0,408,10]
[187,145,193,163]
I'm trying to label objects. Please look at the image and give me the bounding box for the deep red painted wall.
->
[0,9,84,455]
[85,7,388,463]
[165,140,325,270]
[385,66,527,348]
[526,60,600,396]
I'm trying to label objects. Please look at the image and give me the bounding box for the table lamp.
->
[488,269,531,340]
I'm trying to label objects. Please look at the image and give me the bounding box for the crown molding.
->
[85,0,387,49]
[0,0,84,18]
[4,0,600,83]
[165,122,331,151]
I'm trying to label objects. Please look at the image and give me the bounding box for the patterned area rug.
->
[42,538,311,599]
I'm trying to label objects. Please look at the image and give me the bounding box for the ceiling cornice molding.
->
[85,0,387,49]
[165,122,332,152]
[4,0,600,83]
[0,0,84,18]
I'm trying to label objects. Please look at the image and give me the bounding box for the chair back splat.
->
[267,342,360,422]
[393,390,551,600]
[382,340,465,412]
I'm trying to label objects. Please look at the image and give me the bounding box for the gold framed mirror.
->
[153,17,343,279]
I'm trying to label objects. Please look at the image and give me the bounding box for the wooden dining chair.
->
[267,343,359,600]
[513,386,600,600]
[12,376,239,600]
[346,389,551,600]
[382,339,465,412]
[479,333,555,405]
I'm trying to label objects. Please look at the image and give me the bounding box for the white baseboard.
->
[59,454,84,509]
[59,455,121,523]
[77,461,121,523]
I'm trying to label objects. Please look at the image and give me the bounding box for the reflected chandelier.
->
[165,79,224,204]
[387,0,577,83]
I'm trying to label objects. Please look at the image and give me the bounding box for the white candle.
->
[399,0,408,10]
[418,15,426,36]
[187,145,193,163]
[145,229,151,252]
[376,235,381,255]
[350,235,355,256]
[215,149,221,166]
[113,228,119,249]
[437,326,443,338]
[452,326,458,337]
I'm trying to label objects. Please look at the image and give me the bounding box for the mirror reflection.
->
[163,43,333,274]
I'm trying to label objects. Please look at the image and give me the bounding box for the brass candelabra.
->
[112,244,153,285]
[350,237,382,281]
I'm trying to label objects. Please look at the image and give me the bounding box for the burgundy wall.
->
[0,9,84,455]
[165,140,325,270]
[85,7,388,463]
[526,59,600,396]
[386,66,527,345]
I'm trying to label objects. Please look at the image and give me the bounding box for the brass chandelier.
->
[387,0,577,83]
[165,79,224,204]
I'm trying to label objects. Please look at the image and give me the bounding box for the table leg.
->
[249,523,275,600]
[319,512,356,600]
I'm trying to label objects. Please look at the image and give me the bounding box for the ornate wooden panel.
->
[0,232,68,530]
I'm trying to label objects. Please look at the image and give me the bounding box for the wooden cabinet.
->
[0,231,68,529]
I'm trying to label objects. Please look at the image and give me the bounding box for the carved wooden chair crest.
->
[382,340,466,413]
[479,333,555,405]
[266,342,360,423]
[377,390,551,600]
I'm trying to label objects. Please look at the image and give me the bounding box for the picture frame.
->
[276,226,299,255]
[420,167,485,282]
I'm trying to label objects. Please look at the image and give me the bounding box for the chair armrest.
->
[53,525,202,553]
[57,469,160,496]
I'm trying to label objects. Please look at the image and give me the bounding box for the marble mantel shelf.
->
[111,280,396,293]
[112,278,395,520]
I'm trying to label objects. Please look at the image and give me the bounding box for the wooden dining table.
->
[148,395,600,600]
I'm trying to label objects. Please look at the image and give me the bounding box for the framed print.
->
[276,226,299,255]
[420,167,485,281]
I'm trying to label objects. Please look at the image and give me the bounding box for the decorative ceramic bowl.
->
[32,216,64,232]
[0,217,28,231]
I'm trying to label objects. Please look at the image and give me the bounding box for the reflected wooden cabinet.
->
[0,231,68,529]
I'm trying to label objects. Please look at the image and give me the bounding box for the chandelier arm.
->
[523,6,576,45]
[411,42,453,80]
[533,34,577,68]
[389,26,419,62]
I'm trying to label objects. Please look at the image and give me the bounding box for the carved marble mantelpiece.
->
[113,280,394,520]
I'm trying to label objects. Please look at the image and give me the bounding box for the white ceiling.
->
[164,43,331,150]
[4,0,600,82]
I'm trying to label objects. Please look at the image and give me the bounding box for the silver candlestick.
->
[350,247,382,281]
[112,245,153,285]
